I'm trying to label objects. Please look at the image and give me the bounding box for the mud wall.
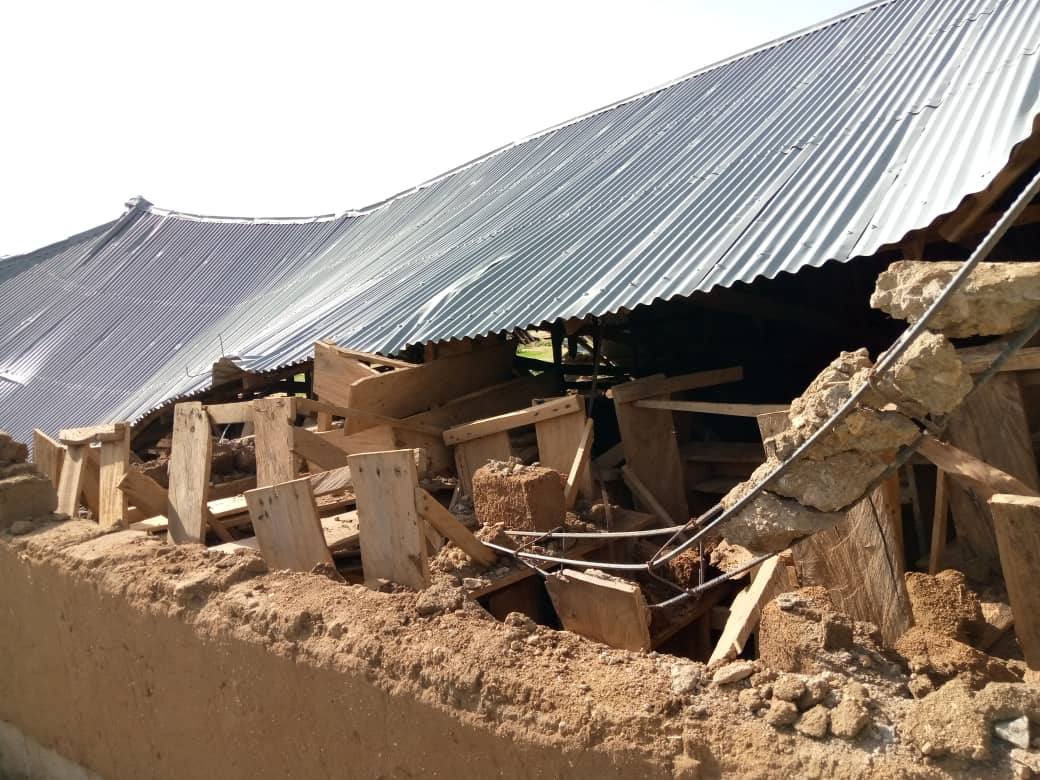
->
[0,523,677,780]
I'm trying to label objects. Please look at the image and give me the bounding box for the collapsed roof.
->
[2,0,1039,443]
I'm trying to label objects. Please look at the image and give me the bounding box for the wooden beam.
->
[454,432,512,497]
[708,556,795,664]
[349,449,430,589]
[988,494,1040,674]
[614,393,687,524]
[635,400,789,417]
[253,397,297,488]
[32,429,64,489]
[97,422,131,529]
[206,401,255,426]
[918,435,1039,500]
[244,476,334,572]
[607,366,744,405]
[407,374,559,430]
[59,422,128,445]
[294,398,442,437]
[118,469,169,518]
[166,402,213,544]
[315,340,415,370]
[413,487,497,567]
[291,426,350,470]
[130,515,168,533]
[308,465,353,496]
[564,418,594,509]
[56,445,87,517]
[545,569,651,652]
[443,395,582,445]
[928,470,949,575]
[535,407,593,502]
[622,465,675,526]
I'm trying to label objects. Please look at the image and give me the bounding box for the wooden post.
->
[244,477,333,572]
[55,445,86,517]
[929,470,949,575]
[348,449,430,589]
[253,397,297,488]
[166,403,213,544]
[32,430,65,489]
[97,423,131,529]
[545,569,651,651]
[988,494,1040,674]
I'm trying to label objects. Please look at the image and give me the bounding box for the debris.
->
[757,587,854,674]
[994,716,1032,749]
[712,660,755,685]
[904,569,984,643]
[794,704,830,739]
[764,700,799,727]
[903,678,991,760]
[471,460,565,532]
[830,695,871,739]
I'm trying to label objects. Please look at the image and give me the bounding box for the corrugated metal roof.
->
[2,0,1038,443]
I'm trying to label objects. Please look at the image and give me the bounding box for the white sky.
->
[1,0,860,256]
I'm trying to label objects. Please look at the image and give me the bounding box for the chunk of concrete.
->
[903,678,991,760]
[873,330,973,416]
[0,472,58,529]
[472,461,565,532]
[767,451,888,513]
[719,486,843,554]
[871,260,1040,338]
[757,587,854,674]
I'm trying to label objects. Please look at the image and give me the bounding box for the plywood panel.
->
[244,477,333,572]
[454,432,511,497]
[546,569,651,651]
[535,407,593,500]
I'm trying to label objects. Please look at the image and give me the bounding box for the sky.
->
[0,0,861,256]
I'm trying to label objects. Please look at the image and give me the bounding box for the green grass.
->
[516,340,553,362]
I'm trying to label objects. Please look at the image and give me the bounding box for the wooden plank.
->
[635,400,789,417]
[607,366,743,404]
[564,417,595,509]
[97,422,131,529]
[408,374,559,430]
[206,401,255,426]
[454,431,512,497]
[210,537,260,554]
[444,395,581,445]
[348,450,430,589]
[209,475,256,500]
[957,344,1040,375]
[988,493,1040,673]
[535,407,593,501]
[309,465,353,496]
[944,373,1039,576]
[622,465,675,526]
[614,396,688,524]
[593,441,625,471]
[244,476,334,572]
[58,422,128,445]
[294,398,443,436]
[315,340,415,370]
[929,470,949,575]
[414,487,497,567]
[208,494,248,519]
[679,441,766,464]
[918,435,1039,500]
[291,426,350,470]
[32,429,65,489]
[757,410,789,459]
[118,469,169,518]
[708,556,795,663]
[545,569,651,652]
[56,444,87,517]
[332,340,516,427]
[130,515,168,533]
[166,402,213,545]
[319,425,451,475]
[253,397,297,488]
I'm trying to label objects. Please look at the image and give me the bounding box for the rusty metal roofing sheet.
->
[1,0,1038,442]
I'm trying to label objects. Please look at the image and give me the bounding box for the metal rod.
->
[503,526,688,539]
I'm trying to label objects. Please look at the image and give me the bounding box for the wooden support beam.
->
[929,470,949,575]
[918,435,1039,500]
[97,422,131,529]
[315,340,415,370]
[444,395,582,445]
[708,555,795,664]
[118,469,169,518]
[988,494,1040,674]
[607,366,744,405]
[32,429,64,489]
[564,418,594,509]
[253,397,297,488]
[206,401,255,426]
[56,445,87,517]
[348,449,430,589]
[413,487,497,567]
[635,400,789,417]
[291,426,350,471]
[244,476,334,572]
[308,465,353,496]
[545,569,651,652]
[957,344,1040,375]
[622,465,675,526]
[59,422,128,445]
[166,402,214,544]
[294,398,443,437]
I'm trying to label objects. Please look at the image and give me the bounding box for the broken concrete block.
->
[872,330,973,416]
[794,704,830,739]
[0,472,58,530]
[831,695,871,739]
[471,461,565,532]
[767,451,888,513]
[904,569,984,643]
[764,700,799,727]
[894,627,1016,687]
[903,678,991,760]
[871,260,1040,338]
[757,587,854,674]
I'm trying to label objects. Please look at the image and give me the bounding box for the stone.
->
[831,696,871,739]
[1011,748,1040,776]
[471,460,565,532]
[994,717,1032,750]
[772,674,807,702]
[670,664,702,695]
[974,682,1040,723]
[797,676,831,710]
[414,582,464,616]
[719,487,843,554]
[764,700,799,727]
[758,587,855,674]
[738,687,765,712]
[0,472,58,530]
[903,678,991,760]
[871,260,1040,338]
[904,569,984,643]
[712,661,755,685]
[873,330,973,416]
[774,407,919,462]
[767,451,889,513]
[8,520,34,535]
[908,674,936,700]
[795,705,831,739]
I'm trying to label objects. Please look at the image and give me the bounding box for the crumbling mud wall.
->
[0,523,676,780]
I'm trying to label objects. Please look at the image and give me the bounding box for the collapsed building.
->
[4,0,1040,777]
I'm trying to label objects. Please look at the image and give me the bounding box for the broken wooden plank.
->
[313,341,381,395]
[32,429,65,489]
[413,487,497,567]
[206,401,255,426]
[564,417,594,509]
[635,400,789,417]
[244,476,334,572]
[130,515,169,533]
[454,431,512,497]
[166,402,214,544]
[319,425,450,475]
[59,422,128,445]
[988,494,1040,674]
[918,435,1039,500]
[606,366,743,405]
[957,344,1040,375]
[56,445,87,517]
[97,422,131,529]
[928,470,949,575]
[308,465,353,496]
[348,449,430,589]
[534,405,593,501]
[708,556,795,664]
[315,340,415,370]
[546,569,651,652]
[210,537,261,554]
[118,469,169,518]
[253,397,297,488]
[409,374,559,430]
[443,395,581,445]
[291,426,350,470]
